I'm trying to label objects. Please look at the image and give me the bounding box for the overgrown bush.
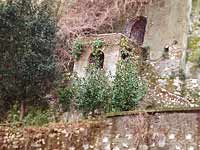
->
[72,39,84,61]
[189,49,200,65]
[111,59,147,112]
[75,66,111,116]
[188,36,200,51]
[188,36,200,65]
[58,87,74,112]
[6,104,50,126]
[7,103,20,123]
[92,39,104,51]
[23,109,50,126]
[58,60,147,116]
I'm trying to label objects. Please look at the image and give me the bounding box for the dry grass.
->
[58,0,151,38]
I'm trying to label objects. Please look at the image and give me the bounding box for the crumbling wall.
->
[58,0,191,60]
[73,33,134,78]
[0,110,200,150]
[143,0,190,60]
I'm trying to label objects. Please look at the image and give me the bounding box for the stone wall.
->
[116,0,191,60]
[73,33,135,78]
[143,0,191,60]
[1,110,200,150]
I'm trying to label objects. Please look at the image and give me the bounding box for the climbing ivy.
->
[88,39,105,68]
[58,87,74,112]
[189,49,200,65]
[188,36,200,65]
[120,36,132,59]
[72,39,84,61]
[92,38,104,52]
[120,36,129,49]
[188,36,200,51]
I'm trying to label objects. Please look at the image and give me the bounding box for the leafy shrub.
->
[23,109,50,126]
[7,103,20,123]
[111,59,147,112]
[87,39,105,69]
[7,105,50,126]
[188,36,200,51]
[92,39,104,51]
[189,49,200,65]
[120,36,129,49]
[188,36,200,65]
[75,66,111,116]
[58,87,74,111]
[72,39,84,61]
[59,60,147,116]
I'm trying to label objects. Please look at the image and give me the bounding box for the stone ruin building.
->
[73,0,200,108]
[74,0,192,77]
[73,33,136,78]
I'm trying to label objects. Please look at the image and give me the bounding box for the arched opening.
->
[121,50,130,60]
[124,16,147,46]
[88,50,104,69]
[163,45,169,59]
[121,52,129,60]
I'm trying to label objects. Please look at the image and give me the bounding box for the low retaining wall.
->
[0,109,200,150]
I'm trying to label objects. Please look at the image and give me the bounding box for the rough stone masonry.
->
[0,110,200,150]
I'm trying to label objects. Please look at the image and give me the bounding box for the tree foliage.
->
[111,59,147,112]
[75,67,111,116]
[59,60,147,115]
[0,0,57,112]
[58,87,74,112]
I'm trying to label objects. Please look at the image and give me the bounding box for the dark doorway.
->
[88,51,104,69]
[124,16,147,46]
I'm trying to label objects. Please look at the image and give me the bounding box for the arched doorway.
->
[124,16,147,46]
[88,51,104,69]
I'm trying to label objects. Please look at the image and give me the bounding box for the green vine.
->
[120,36,132,59]
[120,36,129,49]
[188,36,200,65]
[88,39,105,68]
[189,49,200,66]
[92,38,104,54]
[72,39,84,61]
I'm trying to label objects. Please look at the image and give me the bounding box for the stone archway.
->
[124,16,147,46]
[88,51,104,69]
